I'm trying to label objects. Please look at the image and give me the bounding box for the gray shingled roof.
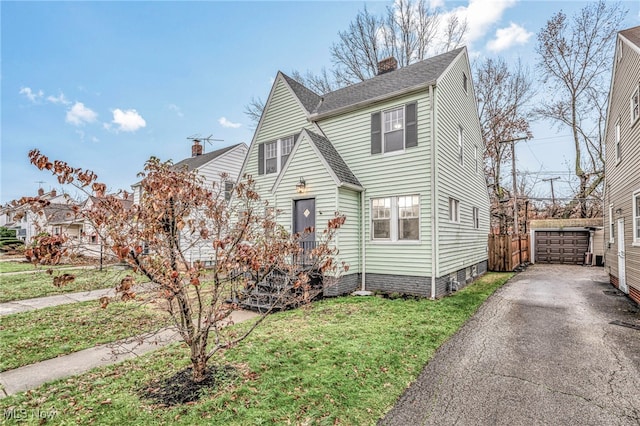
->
[173,143,241,171]
[281,73,322,114]
[620,26,640,49]
[304,130,361,188]
[312,48,463,117]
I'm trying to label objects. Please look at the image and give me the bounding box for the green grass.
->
[0,300,170,372]
[0,272,512,425]
[0,267,142,303]
[0,261,50,274]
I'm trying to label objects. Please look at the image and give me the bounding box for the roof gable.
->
[619,25,640,52]
[173,143,243,171]
[272,129,362,193]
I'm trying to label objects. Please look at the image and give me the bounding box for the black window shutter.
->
[371,112,382,154]
[258,143,264,175]
[405,102,417,148]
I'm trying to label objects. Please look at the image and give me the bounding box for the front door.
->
[617,219,628,293]
[294,198,315,251]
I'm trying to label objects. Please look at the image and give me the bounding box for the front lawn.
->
[0,272,512,425]
[0,300,170,372]
[0,261,51,274]
[0,267,143,303]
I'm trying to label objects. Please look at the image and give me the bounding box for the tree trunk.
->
[191,340,209,383]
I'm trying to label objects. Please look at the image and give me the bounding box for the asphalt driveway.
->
[381,264,640,425]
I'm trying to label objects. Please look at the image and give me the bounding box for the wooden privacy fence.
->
[488,234,530,272]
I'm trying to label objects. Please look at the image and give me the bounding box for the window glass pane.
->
[265,142,277,174]
[373,220,391,239]
[399,218,419,240]
[282,136,294,156]
[372,198,391,239]
[383,107,404,152]
[385,130,404,152]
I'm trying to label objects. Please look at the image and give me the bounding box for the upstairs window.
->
[631,85,639,125]
[463,72,468,93]
[371,102,417,154]
[384,107,405,152]
[281,136,294,167]
[265,141,277,174]
[458,126,464,166]
[258,134,299,175]
[615,119,621,162]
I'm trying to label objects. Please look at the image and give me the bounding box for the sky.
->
[2,0,639,205]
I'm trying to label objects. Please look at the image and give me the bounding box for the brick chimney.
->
[38,188,45,197]
[377,57,398,75]
[50,189,56,197]
[192,140,203,157]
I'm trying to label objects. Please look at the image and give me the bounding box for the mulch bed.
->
[139,365,236,406]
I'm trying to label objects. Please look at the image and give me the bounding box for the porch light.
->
[296,177,306,194]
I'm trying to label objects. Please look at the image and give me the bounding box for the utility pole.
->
[542,176,561,215]
[498,137,528,235]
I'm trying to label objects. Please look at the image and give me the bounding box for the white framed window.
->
[265,141,278,174]
[458,126,464,166]
[632,85,640,125]
[609,203,615,243]
[224,181,234,202]
[281,136,294,167]
[398,195,420,240]
[633,190,640,245]
[615,118,621,162]
[616,38,623,63]
[475,145,479,174]
[463,72,468,93]
[261,134,298,175]
[449,198,460,223]
[372,197,392,239]
[472,207,479,229]
[383,107,405,153]
[371,195,420,241]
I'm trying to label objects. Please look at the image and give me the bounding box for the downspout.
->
[361,188,367,291]
[430,85,437,300]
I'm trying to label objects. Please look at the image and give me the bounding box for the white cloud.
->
[487,22,533,52]
[19,87,44,102]
[441,0,517,48]
[66,102,98,126]
[46,92,70,105]
[218,117,242,129]
[110,108,146,132]
[429,0,445,8]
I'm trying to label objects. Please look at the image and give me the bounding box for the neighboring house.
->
[132,141,248,265]
[1,189,70,243]
[240,47,490,298]
[603,25,640,305]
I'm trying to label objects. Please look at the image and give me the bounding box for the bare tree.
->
[475,57,534,233]
[245,0,467,125]
[25,149,346,384]
[535,0,626,218]
[243,96,265,129]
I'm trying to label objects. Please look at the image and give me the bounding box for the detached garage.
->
[530,219,604,266]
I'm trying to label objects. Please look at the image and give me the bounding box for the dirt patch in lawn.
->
[139,365,236,407]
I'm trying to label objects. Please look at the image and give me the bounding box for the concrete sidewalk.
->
[0,287,118,316]
[0,309,259,397]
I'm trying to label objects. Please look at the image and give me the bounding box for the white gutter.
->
[361,188,367,291]
[430,85,437,300]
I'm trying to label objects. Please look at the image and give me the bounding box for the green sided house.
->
[240,47,490,298]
